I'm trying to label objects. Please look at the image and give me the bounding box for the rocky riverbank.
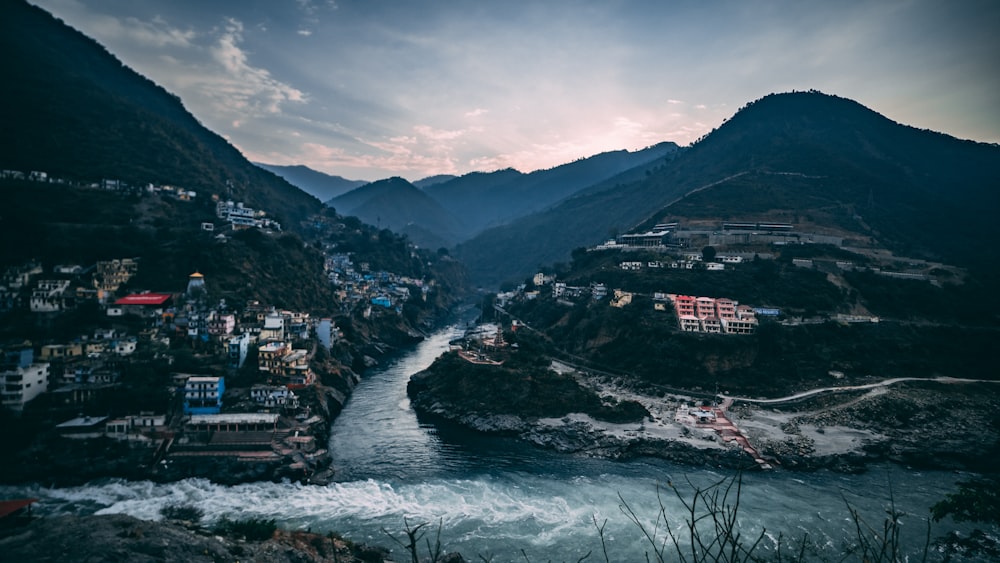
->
[0,513,401,563]
[408,357,1000,474]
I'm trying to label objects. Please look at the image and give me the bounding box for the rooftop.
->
[114,293,172,306]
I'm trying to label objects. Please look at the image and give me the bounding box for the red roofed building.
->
[114,293,172,317]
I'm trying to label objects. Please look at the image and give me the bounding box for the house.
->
[96,258,138,293]
[228,333,251,369]
[260,311,285,342]
[250,384,298,409]
[56,415,109,439]
[182,376,224,415]
[591,283,608,300]
[207,312,236,338]
[112,337,138,356]
[1,342,49,411]
[105,412,167,441]
[39,342,84,362]
[30,279,71,312]
[258,341,292,374]
[533,272,555,286]
[610,289,633,308]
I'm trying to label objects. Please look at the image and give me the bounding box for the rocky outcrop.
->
[0,514,395,563]
[410,350,1000,474]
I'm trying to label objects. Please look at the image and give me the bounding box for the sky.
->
[30,0,1000,182]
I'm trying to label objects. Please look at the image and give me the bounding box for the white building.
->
[1,362,49,411]
[30,279,71,313]
[250,384,298,409]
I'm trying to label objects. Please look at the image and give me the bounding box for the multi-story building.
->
[259,312,285,342]
[1,343,49,412]
[228,333,251,369]
[667,294,758,335]
[257,341,314,386]
[182,376,224,415]
[207,312,236,338]
[96,258,138,294]
[30,279,71,313]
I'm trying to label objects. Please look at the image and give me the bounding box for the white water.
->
[0,319,985,561]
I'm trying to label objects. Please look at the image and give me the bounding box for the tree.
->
[701,245,717,262]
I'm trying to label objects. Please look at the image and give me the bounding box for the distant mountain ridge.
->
[425,143,680,234]
[254,163,366,202]
[329,177,466,249]
[455,91,1000,288]
[324,143,679,247]
[413,175,458,189]
[0,0,321,228]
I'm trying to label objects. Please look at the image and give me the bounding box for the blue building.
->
[183,376,224,415]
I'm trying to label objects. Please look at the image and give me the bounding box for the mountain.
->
[455,91,1000,288]
[424,143,680,237]
[413,175,458,189]
[0,0,321,228]
[255,163,366,202]
[329,177,466,249]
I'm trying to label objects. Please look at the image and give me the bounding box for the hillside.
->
[255,163,366,202]
[329,177,467,249]
[456,91,1000,288]
[0,0,469,318]
[0,0,321,229]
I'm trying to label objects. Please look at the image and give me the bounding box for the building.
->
[1,342,49,411]
[114,293,172,317]
[250,384,298,409]
[258,341,292,374]
[30,279,71,313]
[618,228,672,248]
[1,360,49,412]
[186,272,206,296]
[667,294,758,335]
[56,415,109,439]
[207,312,236,338]
[260,311,285,342]
[96,258,138,294]
[39,342,84,362]
[228,333,251,369]
[216,201,259,229]
[182,375,225,415]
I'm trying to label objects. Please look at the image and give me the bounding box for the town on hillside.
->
[492,219,960,334]
[0,168,447,484]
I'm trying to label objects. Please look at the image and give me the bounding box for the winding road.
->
[723,376,1000,406]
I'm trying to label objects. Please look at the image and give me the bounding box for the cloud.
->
[667,99,684,105]
[413,125,466,141]
[464,108,489,118]
[292,140,460,178]
[207,19,306,115]
[80,8,195,49]
[297,29,313,37]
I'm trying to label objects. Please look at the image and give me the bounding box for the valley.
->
[1,1,999,559]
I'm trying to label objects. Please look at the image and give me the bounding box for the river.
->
[1,320,986,561]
